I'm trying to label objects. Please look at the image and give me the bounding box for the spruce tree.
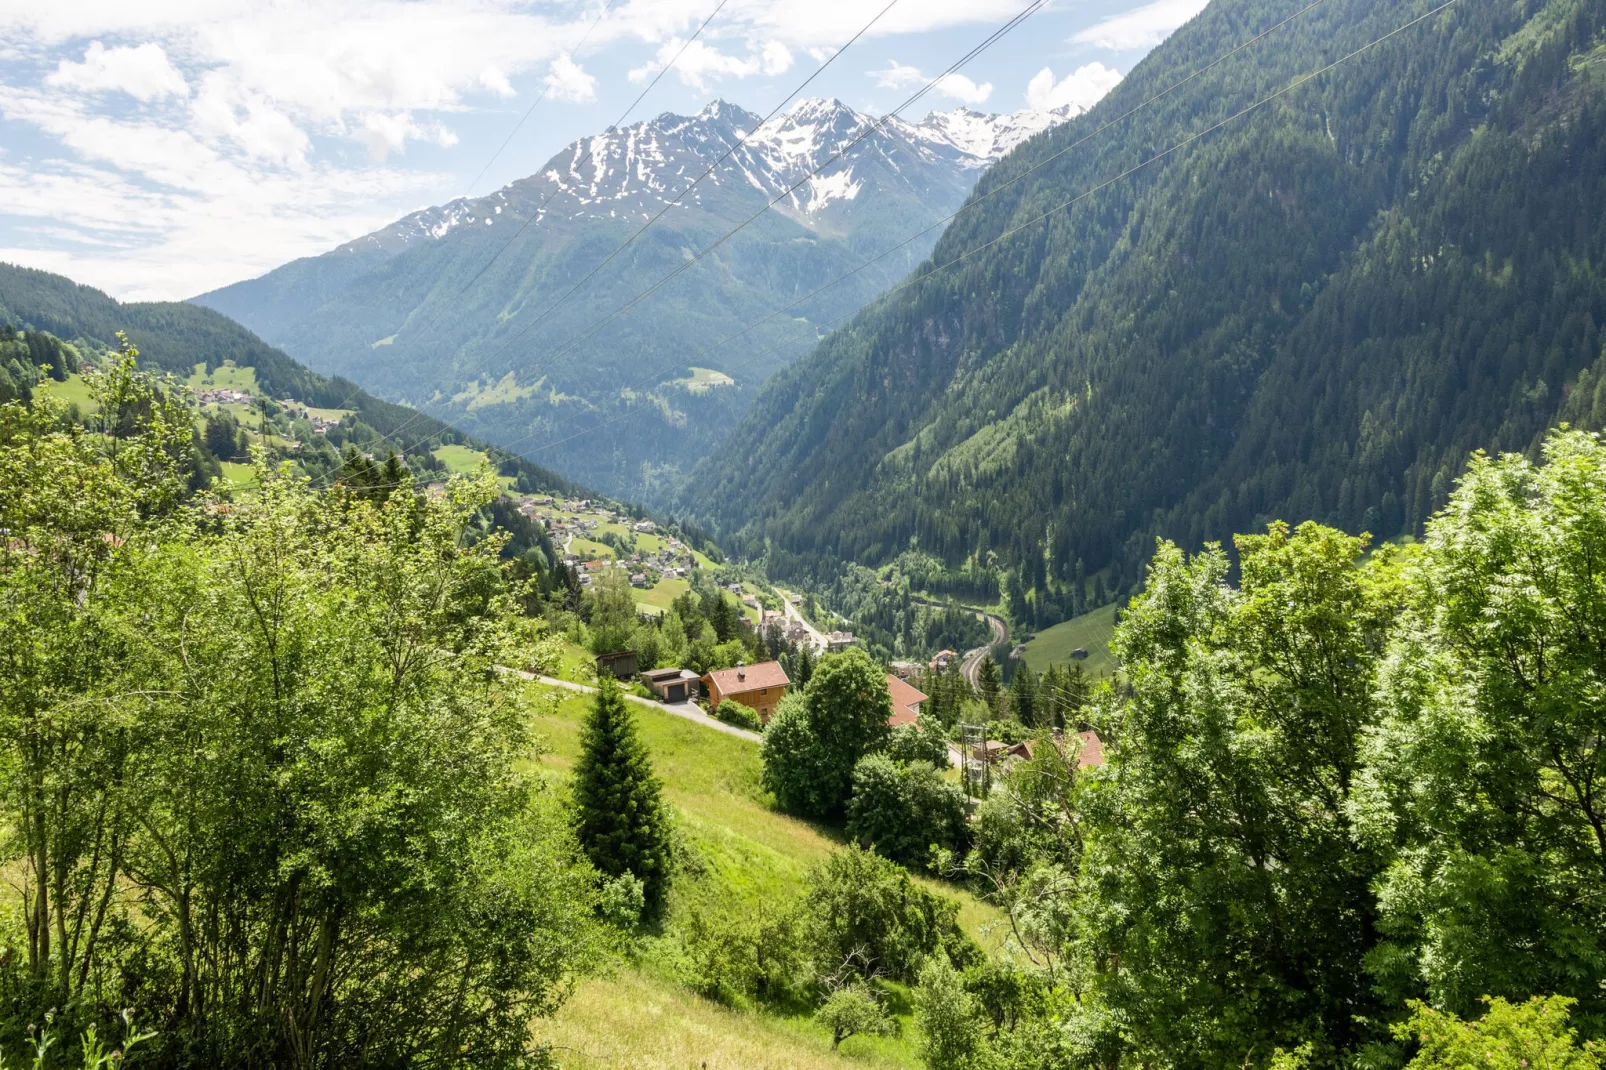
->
[572,673,673,920]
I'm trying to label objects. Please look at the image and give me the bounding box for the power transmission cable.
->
[464,0,620,199]
[412,0,726,346]
[350,0,905,454]
[310,0,1340,484]
[491,0,1462,464]
[337,0,1042,464]
[611,0,732,132]
[524,0,1337,444]
[498,0,1053,384]
[439,0,904,385]
[313,0,1455,493]
[313,0,719,418]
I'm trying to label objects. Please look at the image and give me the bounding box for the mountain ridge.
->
[689,0,1606,630]
[192,96,1086,500]
[0,261,586,498]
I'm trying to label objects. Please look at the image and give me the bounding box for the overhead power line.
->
[524,0,1338,445]
[496,0,1463,464]
[500,0,1054,385]
[339,0,1044,465]
[464,0,620,199]
[311,0,1339,485]
[312,0,1457,494]
[353,0,908,455]
[314,0,718,419]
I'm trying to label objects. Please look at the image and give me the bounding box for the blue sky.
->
[0,0,1205,301]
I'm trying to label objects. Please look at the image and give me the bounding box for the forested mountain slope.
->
[193,100,1074,501]
[0,263,583,495]
[693,0,1606,628]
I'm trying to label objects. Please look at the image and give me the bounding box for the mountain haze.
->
[195,98,1077,499]
[693,0,1606,629]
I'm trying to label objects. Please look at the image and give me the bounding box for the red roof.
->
[1006,730,1105,769]
[886,674,928,726]
[1076,730,1106,769]
[704,661,790,695]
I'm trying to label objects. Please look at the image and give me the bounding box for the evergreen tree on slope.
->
[573,673,673,921]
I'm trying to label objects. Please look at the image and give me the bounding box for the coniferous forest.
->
[694,0,1606,623]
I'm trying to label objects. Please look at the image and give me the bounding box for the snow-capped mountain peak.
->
[342,97,1073,255]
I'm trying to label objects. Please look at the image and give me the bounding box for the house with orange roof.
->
[886,674,928,727]
[702,661,790,724]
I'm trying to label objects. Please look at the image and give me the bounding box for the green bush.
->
[805,844,979,984]
[715,698,762,730]
[846,755,969,869]
[760,649,892,819]
[1397,996,1600,1070]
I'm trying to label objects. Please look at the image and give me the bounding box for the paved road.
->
[514,670,761,743]
[910,596,1008,690]
[776,588,829,651]
[960,611,1008,690]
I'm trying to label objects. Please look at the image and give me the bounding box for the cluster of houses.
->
[280,401,342,434]
[604,653,921,729]
[192,386,253,407]
[509,497,698,588]
[598,650,1107,783]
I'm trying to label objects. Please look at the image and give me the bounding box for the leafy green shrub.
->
[846,755,969,869]
[1397,996,1600,1070]
[760,649,892,818]
[886,718,950,766]
[816,982,893,1050]
[805,845,979,984]
[714,698,761,730]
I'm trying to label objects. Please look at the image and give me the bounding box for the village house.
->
[997,730,1106,770]
[702,661,790,724]
[595,650,638,680]
[826,631,858,651]
[640,668,699,703]
[930,649,959,672]
[886,675,928,727]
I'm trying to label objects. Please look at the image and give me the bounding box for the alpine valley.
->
[693,0,1606,632]
[195,98,1077,500]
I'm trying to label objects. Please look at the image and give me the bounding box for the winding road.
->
[959,611,1009,690]
[910,596,1008,690]
[775,588,830,651]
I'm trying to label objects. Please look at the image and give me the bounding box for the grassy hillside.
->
[1021,603,1119,680]
[523,681,999,1068]
[0,262,584,496]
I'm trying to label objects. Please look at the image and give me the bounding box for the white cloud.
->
[479,65,514,98]
[544,53,597,103]
[45,41,189,101]
[870,60,993,106]
[761,40,794,77]
[0,0,1141,301]
[1025,62,1122,114]
[629,38,794,92]
[1072,0,1209,51]
[189,72,311,167]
